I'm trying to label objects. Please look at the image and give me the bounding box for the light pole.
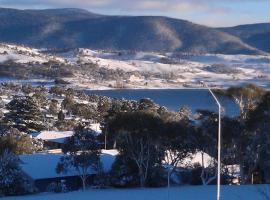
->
[201,81,222,200]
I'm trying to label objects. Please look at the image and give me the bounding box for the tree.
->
[49,99,59,115]
[224,84,265,183]
[226,84,265,119]
[56,125,101,191]
[244,92,270,183]
[0,150,34,196]
[194,110,219,185]
[161,121,194,188]
[61,95,75,112]
[0,128,34,155]
[49,86,65,96]
[71,103,96,119]
[4,96,45,132]
[22,84,34,95]
[58,110,65,121]
[0,97,5,109]
[32,92,47,108]
[105,111,163,187]
[138,98,157,112]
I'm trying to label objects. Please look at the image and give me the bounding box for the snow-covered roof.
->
[90,123,102,135]
[31,131,74,143]
[20,149,118,180]
[180,151,214,168]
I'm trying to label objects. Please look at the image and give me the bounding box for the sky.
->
[0,0,269,27]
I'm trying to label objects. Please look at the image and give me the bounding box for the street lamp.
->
[200,81,222,200]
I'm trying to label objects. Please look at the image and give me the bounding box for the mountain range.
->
[0,7,269,55]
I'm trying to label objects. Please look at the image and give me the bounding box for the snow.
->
[1,43,270,90]
[31,131,74,143]
[90,123,102,135]
[19,150,117,180]
[2,185,270,200]
[180,152,213,168]
[61,48,270,90]
[0,43,64,64]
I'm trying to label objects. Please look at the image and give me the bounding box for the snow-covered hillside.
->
[0,43,64,64]
[0,43,270,90]
[61,48,270,89]
[2,185,269,200]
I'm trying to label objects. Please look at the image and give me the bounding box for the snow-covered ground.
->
[61,48,270,90]
[1,43,270,90]
[0,43,64,64]
[2,185,270,200]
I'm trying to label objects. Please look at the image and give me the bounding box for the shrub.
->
[109,156,139,188]
[0,150,35,196]
[46,181,67,193]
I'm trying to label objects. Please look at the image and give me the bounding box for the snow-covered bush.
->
[93,172,111,189]
[109,156,139,188]
[0,150,35,196]
[146,166,167,187]
[46,181,67,193]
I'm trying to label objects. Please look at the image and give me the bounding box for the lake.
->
[85,89,239,117]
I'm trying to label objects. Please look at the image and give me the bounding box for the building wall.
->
[35,175,95,192]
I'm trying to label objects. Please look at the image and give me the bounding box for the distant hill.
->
[220,23,270,53]
[0,7,267,54]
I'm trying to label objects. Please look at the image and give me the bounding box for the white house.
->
[20,150,118,191]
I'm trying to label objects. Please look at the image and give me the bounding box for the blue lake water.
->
[85,89,239,117]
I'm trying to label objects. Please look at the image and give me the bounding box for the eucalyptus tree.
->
[56,125,101,191]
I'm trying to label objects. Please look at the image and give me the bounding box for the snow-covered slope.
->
[0,43,270,89]
[0,43,64,64]
[62,48,270,89]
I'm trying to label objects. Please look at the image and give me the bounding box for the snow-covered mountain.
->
[0,7,266,55]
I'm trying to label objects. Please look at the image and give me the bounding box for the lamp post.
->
[201,82,222,200]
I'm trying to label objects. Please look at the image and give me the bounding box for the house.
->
[31,130,74,149]
[20,150,118,192]
[89,123,102,135]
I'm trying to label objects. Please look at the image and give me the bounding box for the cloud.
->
[0,0,264,13]
[0,0,233,16]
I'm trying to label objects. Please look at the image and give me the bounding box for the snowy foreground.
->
[3,185,270,200]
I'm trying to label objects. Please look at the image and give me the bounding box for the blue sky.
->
[0,0,269,27]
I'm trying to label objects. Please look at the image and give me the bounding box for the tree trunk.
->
[81,176,87,191]
[240,163,246,184]
[139,167,144,187]
[167,170,170,188]
[167,170,171,200]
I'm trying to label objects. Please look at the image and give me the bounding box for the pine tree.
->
[49,99,59,115]
[0,150,35,195]
[4,96,45,133]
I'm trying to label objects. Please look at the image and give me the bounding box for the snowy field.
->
[2,185,270,200]
[1,43,270,90]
